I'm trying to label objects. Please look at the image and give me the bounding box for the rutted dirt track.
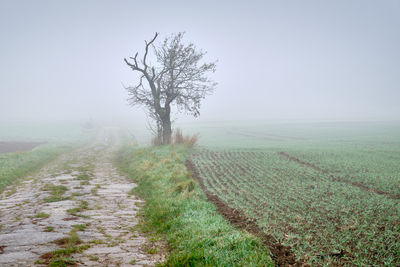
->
[0,129,164,266]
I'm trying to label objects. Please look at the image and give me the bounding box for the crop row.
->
[282,146,400,197]
[189,149,400,266]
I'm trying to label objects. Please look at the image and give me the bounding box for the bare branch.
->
[143,32,158,71]
[124,32,216,144]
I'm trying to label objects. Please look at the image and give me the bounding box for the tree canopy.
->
[124,32,217,144]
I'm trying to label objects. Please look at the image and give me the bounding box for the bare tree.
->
[124,32,216,144]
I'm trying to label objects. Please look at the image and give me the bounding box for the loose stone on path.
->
[0,129,165,266]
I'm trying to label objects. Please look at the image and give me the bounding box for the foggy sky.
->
[1,0,399,124]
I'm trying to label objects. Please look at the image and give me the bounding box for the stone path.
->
[0,129,164,266]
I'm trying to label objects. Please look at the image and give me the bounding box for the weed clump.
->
[75,174,90,181]
[42,184,69,203]
[72,223,89,231]
[66,200,89,217]
[173,180,196,194]
[41,229,89,266]
[34,212,50,219]
[44,226,55,232]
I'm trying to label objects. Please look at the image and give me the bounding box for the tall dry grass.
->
[173,128,198,147]
[151,135,163,146]
[151,128,198,147]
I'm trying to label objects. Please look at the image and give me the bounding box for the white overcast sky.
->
[0,0,399,124]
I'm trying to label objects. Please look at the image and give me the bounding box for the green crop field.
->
[187,121,400,266]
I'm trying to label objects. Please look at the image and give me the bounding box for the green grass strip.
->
[116,144,273,267]
[0,144,72,193]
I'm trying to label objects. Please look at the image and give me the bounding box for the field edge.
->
[115,144,274,266]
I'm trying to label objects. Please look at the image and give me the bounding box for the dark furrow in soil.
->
[278,151,400,200]
[186,159,303,267]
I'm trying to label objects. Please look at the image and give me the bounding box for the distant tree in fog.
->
[124,32,217,144]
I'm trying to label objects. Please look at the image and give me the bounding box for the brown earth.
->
[186,159,304,267]
[0,141,46,154]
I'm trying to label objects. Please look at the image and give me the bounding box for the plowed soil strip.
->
[278,151,400,200]
[0,141,46,154]
[186,159,303,267]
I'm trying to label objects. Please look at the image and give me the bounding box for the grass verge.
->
[0,144,71,193]
[116,144,273,266]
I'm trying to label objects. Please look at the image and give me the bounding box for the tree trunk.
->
[160,106,172,144]
[162,120,171,144]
